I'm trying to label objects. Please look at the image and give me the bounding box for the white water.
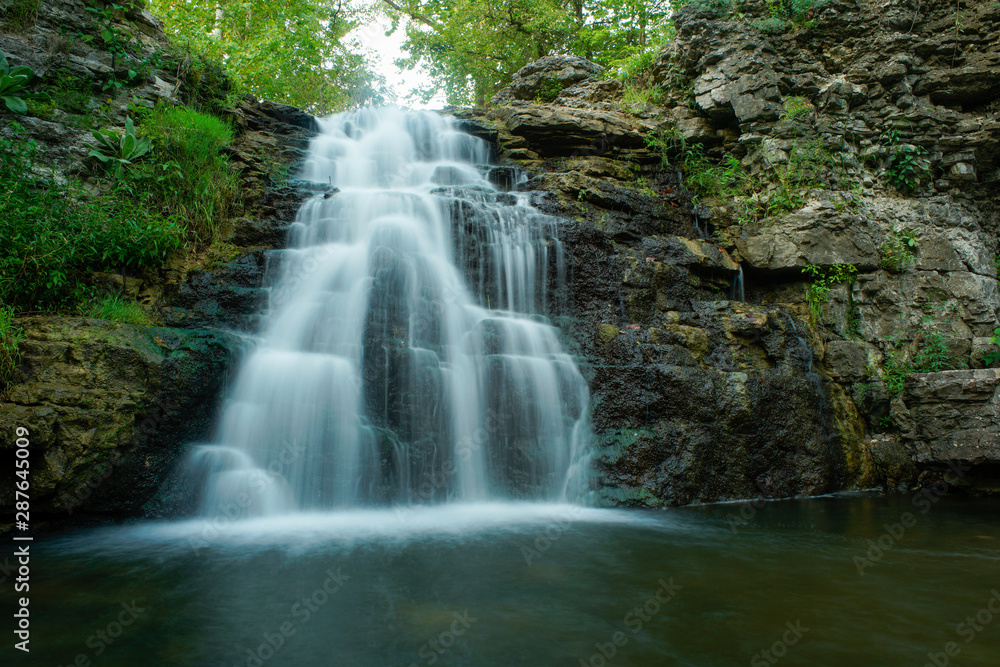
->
[191,108,591,517]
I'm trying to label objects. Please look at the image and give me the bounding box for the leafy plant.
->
[884,129,930,192]
[646,128,745,200]
[89,116,152,179]
[981,328,1000,367]
[880,229,918,273]
[0,304,21,393]
[1,51,45,113]
[769,0,822,23]
[802,263,857,322]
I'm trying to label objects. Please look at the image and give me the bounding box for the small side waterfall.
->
[191,108,590,516]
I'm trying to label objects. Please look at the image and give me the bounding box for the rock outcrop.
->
[461,0,1000,503]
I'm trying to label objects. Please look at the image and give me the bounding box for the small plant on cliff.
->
[646,128,745,199]
[1,51,46,113]
[802,263,857,322]
[781,96,813,120]
[534,77,564,103]
[879,229,918,273]
[0,0,39,30]
[0,304,21,393]
[89,116,152,180]
[884,129,930,192]
[981,328,1000,367]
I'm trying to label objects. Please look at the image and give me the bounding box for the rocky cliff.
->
[458,0,1000,504]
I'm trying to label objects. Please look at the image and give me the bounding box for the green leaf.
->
[3,95,27,114]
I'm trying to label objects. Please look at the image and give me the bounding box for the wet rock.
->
[0,318,244,525]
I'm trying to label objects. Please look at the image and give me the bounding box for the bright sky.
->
[344,11,447,110]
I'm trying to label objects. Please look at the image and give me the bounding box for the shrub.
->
[132,105,238,243]
[982,328,1000,367]
[0,124,183,311]
[534,77,564,103]
[753,17,790,34]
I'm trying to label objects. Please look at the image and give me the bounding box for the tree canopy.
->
[383,0,673,105]
[149,0,390,114]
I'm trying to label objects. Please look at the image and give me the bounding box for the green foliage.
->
[880,229,918,273]
[782,96,813,120]
[26,67,94,123]
[884,129,930,192]
[981,328,1000,367]
[535,76,565,103]
[1,50,46,114]
[388,0,673,105]
[0,304,21,393]
[880,317,968,395]
[85,294,151,325]
[130,105,238,243]
[802,263,857,322]
[645,128,745,199]
[769,0,821,22]
[993,254,999,281]
[622,81,664,106]
[752,17,789,34]
[150,0,387,114]
[89,116,152,180]
[0,124,182,311]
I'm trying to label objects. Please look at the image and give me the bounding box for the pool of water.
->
[8,494,1000,666]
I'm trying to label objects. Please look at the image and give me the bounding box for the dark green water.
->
[5,494,999,666]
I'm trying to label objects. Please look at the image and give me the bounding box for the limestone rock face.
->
[491,55,605,105]
[893,370,1000,492]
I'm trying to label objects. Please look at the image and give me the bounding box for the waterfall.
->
[191,108,591,516]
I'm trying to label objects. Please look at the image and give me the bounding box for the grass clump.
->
[85,294,151,325]
[132,104,239,243]
[0,304,22,393]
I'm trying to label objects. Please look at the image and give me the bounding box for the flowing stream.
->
[191,108,590,515]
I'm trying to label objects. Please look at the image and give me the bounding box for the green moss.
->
[597,322,621,346]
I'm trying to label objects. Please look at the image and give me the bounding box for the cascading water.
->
[191,108,591,516]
